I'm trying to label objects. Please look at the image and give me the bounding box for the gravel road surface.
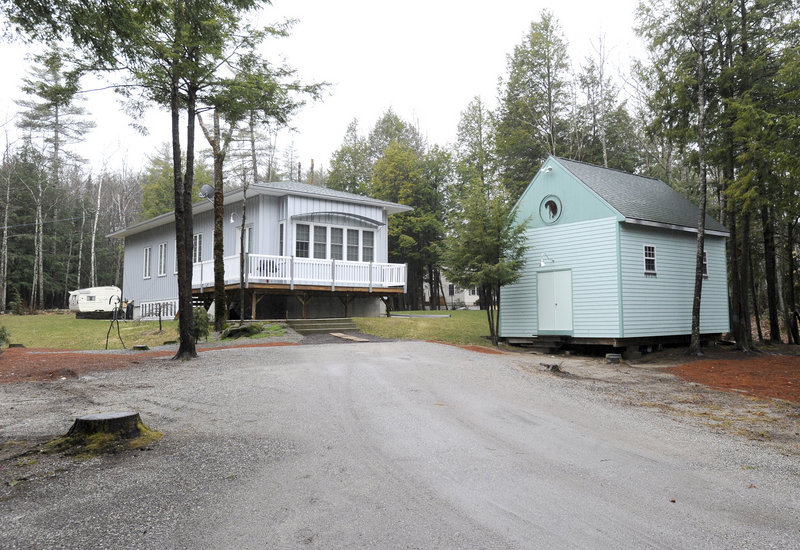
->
[1,341,798,549]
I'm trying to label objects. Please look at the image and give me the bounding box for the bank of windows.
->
[295,223,375,262]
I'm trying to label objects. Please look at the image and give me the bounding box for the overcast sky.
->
[0,0,646,175]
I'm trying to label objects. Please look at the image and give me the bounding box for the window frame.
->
[235,224,253,255]
[643,244,657,276]
[362,230,374,263]
[702,250,708,279]
[295,223,310,258]
[330,227,344,260]
[143,246,152,279]
[192,233,203,263]
[313,225,328,259]
[157,242,167,277]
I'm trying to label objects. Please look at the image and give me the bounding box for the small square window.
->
[702,251,708,279]
[643,245,657,276]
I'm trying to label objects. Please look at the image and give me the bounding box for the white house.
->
[109,181,412,320]
[500,156,730,354]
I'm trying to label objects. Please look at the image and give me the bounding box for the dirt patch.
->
[432,342,507,355]
[0,342,299,384]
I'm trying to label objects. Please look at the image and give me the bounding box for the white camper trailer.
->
[68,286,122,318]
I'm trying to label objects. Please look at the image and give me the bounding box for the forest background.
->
[0,0,798,351]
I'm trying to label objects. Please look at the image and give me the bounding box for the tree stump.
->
[67,412,143,439]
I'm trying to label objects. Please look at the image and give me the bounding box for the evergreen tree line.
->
[0,41,316,312]
[323,4,800,346]
[3,2,799,348]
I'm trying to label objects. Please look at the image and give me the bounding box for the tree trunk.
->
[689,0,708,355]
[90,175,103,287]
[787,221,799,344]
[761,205,781,342]
[239,178,248,324]
[0,154,9,312]
[198,111,230,332]
[726,203,750,349]
[77,204,86,289]
[171,40,197,359]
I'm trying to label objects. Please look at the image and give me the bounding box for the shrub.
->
[192,307,210,342]
[0,325,9,347]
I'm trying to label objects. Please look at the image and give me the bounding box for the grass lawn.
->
[353,309,496,347]
[0,311,180,350]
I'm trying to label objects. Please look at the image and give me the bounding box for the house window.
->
[192,233,202,263]
[313,226,327,259]
[236,225,253,254]
[362,231,374,263]
[158,242,167,277]
[331,227,343,260]
[279,223,284,256]
[296,224,310,258]
[703,251,708,279]
[143,247,151,279]
[347,229,359,261]
[174,240,178,274]
[448,284,455,296]
[469,287,478,296]
[643,245,657,276]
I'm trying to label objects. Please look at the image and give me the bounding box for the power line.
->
[0,215,85,231]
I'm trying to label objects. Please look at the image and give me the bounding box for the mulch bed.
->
[669,354,800,403]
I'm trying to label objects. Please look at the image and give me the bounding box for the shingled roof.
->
[555,157,728,235]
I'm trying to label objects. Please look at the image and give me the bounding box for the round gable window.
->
[539,195,562,224]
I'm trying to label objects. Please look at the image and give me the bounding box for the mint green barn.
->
[499,157,730,348]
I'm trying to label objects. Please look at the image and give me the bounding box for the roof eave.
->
[623,218,730,238]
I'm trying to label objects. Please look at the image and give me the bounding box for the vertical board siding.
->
[122,193,396,305]
[620,225,729,337]
[122,226,180,304]
[500,218,620,338]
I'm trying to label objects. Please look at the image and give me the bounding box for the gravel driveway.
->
[1,341,798,549]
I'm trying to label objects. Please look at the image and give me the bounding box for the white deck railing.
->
[192,254,407,292]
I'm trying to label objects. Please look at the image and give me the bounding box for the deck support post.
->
[251,292,266,320]
[380,295,392,317]
[331,259,336,291]
[338,293,354,318]
[295,293,312,319]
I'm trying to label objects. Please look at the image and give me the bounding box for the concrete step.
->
[287,318,360,334]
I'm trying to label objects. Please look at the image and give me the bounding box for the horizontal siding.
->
[501,218,620,338]
[500,267,537,337]
[620,225,729,337]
